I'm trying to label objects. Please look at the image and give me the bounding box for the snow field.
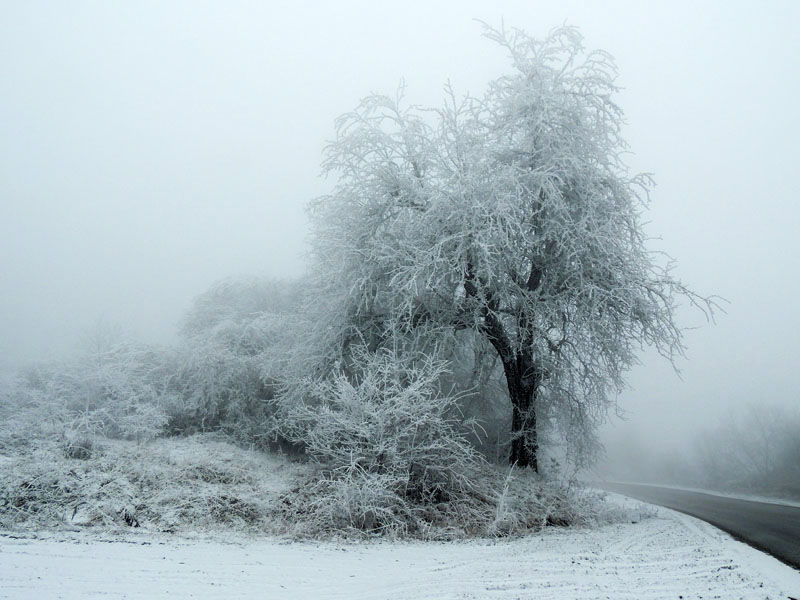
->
[2,505,798,599]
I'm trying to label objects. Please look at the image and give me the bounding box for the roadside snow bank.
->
[2,507,798,599]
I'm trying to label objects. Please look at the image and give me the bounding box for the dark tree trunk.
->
[473,304,541,471]
[502,356,540,471]
[462,259,541,471]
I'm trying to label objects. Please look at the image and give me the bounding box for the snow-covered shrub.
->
[167,320,278,443]
[0,275,303,460]
[277,348,491,535]
[0,342,172,453]
[166,277,302,448]
[288,350,480,482]
[275,347,616,538]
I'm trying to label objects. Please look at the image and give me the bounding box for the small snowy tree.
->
[308,25,714,471]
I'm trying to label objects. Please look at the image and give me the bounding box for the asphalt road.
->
[601,482,800,570]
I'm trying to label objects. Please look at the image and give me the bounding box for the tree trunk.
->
[461,260,541,470]
[502,357,539,471]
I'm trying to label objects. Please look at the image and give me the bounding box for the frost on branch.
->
[278,347,485,534]
[276,347,606,537]
[302,24,716,471]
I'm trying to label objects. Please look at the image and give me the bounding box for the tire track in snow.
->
[1,514,798,600]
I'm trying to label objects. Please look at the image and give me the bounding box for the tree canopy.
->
[306,24,714,471]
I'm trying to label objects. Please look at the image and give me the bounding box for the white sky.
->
[2,1,798,454]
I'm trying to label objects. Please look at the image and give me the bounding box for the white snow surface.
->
[2,502,799,600]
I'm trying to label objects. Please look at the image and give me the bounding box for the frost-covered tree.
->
[308,25,714,471]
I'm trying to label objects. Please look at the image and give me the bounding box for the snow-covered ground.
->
[2,501,799,600]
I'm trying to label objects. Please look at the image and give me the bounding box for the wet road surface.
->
[601,482,800,570]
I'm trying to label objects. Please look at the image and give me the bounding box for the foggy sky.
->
[2,1,799,457]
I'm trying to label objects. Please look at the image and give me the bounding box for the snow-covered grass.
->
[0,433,625,540]
[0,435,310,534]
[2,500,798,599]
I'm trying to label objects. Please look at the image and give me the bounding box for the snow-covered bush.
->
[274,347,614,538]
[167,317,279,444]
[0,277,303,455]
[286,350,480,482]
[166,277,302,448]
[0,342,172,453]
[278,348,487,535]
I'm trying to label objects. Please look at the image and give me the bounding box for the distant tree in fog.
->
[180,277,300,340]
[694,403,800,494]
[305,24,715,471]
